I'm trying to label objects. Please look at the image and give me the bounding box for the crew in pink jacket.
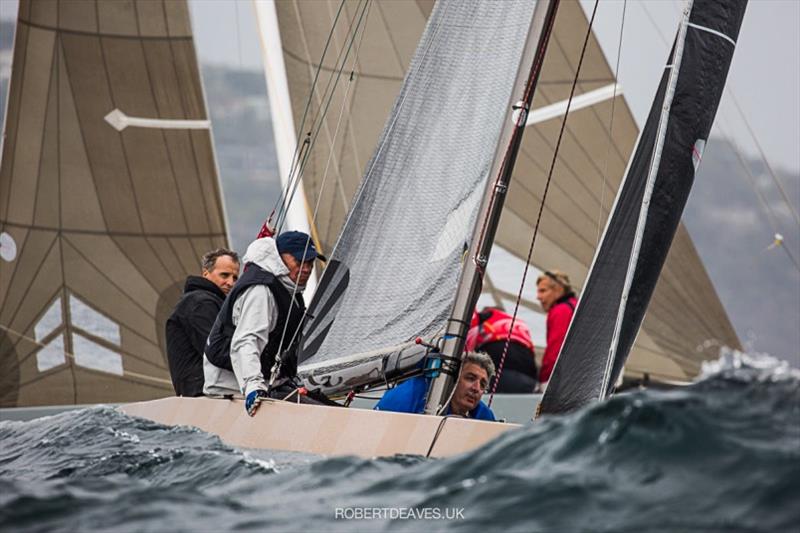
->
[536,270,577,383]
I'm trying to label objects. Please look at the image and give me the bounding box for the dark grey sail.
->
[296,0,540,394]
[538,0,748,416]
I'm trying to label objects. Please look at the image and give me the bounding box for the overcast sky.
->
[188,0,800,175]
[2,0,796,172]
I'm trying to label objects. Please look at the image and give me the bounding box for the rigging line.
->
[597,0,626,246]
[639,2,671,46]
[716,120,785,234]
[274,0,349,227]
[304,0,368,135]
[488,0,600,406]
[657,1,797,230]
[274,3,374,362]
[641,1,798,267]
[313,0,378,232]
[276,0,367,231]
[321,2,378,245]
[271,0,348,225]
[425,415,457,458]
[277,0,371,233]
[779,240,800,272]
[726,89,800,227]
[472,0,558,284]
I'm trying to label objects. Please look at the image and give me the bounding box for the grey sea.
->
[1,355,798,532]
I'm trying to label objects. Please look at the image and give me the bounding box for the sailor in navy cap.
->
[203,231,325,415]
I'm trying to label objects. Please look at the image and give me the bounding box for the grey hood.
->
[242,237,304,292]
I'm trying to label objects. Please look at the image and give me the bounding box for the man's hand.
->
[245,390,269,417]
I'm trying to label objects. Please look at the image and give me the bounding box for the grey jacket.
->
[202,237,304,396]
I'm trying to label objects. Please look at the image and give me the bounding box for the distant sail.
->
[0,0,228,406]
[268,0,740,387]
[539,0,748,415]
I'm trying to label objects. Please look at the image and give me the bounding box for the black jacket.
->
[165,276,225,396]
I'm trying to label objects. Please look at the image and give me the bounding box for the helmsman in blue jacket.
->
[375,351,496,421]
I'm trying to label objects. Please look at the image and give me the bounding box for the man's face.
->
[281,253,314,286]
[450,362,489,416]
[536,279,564,312]
[203,255,239,294]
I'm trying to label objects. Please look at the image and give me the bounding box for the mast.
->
[424,0,561,415]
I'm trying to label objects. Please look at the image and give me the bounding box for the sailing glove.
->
[245,389,269,417]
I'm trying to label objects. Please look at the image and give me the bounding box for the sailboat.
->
[2,0,747,458]
[257,0,741,389]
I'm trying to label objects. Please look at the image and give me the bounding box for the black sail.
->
[539,0,748,415]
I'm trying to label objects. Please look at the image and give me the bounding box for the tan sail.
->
[270,0,739,383]
[0,0,228,406]
[121,396,518,458]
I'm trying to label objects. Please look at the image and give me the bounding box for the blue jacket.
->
[375,376,496,421]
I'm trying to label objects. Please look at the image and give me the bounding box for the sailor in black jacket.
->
[165,249,240,396]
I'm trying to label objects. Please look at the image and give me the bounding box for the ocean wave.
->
[1,363,798,532]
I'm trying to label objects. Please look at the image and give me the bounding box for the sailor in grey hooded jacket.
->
[203,233,318,399]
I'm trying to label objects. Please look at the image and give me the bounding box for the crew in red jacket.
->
[466,307,537,393]
[536,270,577,383]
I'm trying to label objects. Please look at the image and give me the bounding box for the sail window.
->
[34,298,63,341]
[72,333,123,376]
[69,295,121,346]
[36,334,66,372]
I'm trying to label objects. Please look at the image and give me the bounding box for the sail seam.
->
[0,221,225,238]
[323,3,447,262]
[602,1,694,399]
[3,235,59,363]
[16,19,194,41]
[0,18,29,235]
[136,11,202,267]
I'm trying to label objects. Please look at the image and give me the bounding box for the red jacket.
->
[466,308,535,352]
[540,295,577,383]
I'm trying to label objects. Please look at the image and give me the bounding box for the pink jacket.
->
[540,296,577,383]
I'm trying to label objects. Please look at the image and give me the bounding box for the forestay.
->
[0,0,227,406]
[296,0,539,393]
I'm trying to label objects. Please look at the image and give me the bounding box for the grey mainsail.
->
[539,0,748,415]
[0,0,227,406]
[268,0,740,387]
[296,0,540,393]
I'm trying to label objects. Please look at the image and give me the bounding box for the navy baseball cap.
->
[275,231,325,262]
